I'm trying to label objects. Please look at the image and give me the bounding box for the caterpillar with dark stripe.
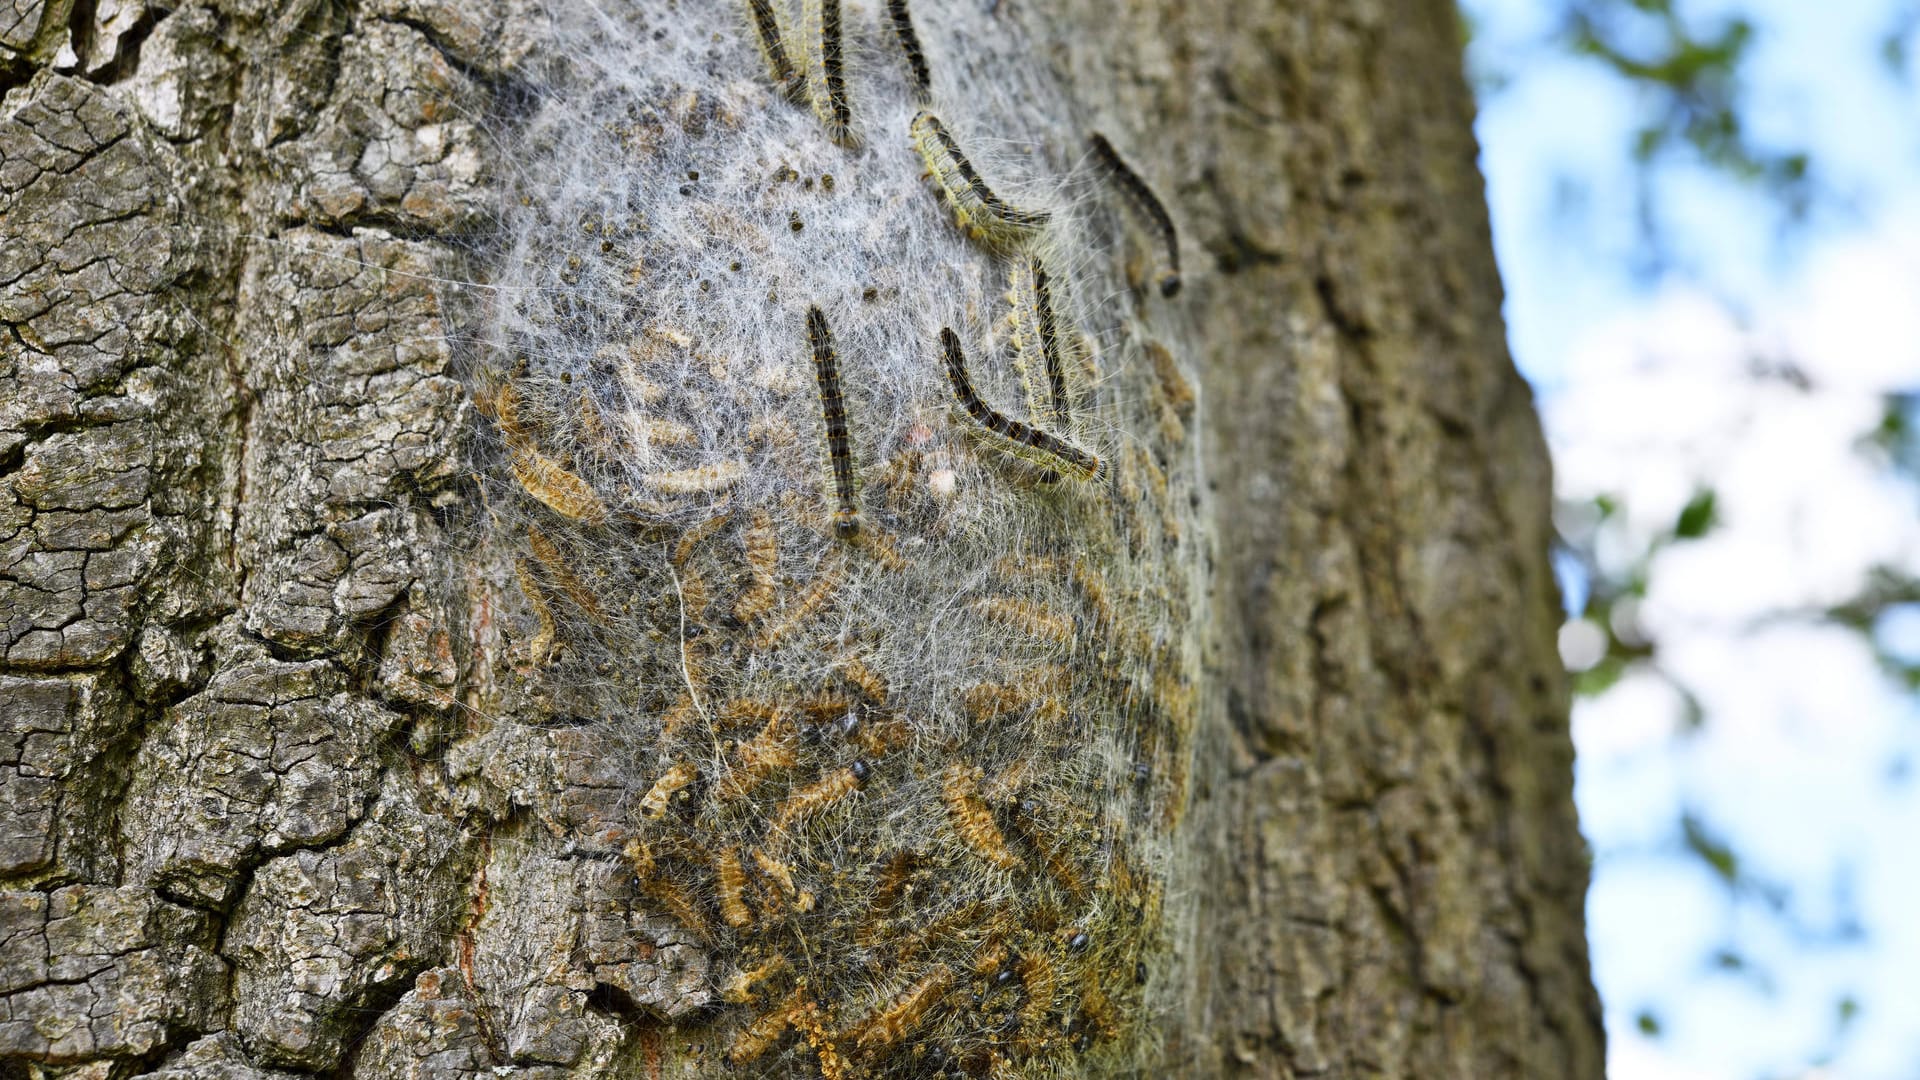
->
[806,306,861,538]
[1088,131,1182,297]
[744,0,806,102]
[1010,253,1072,428]
[804,0,855,145]
[938,327,1103,482]
[885,0,933,101]
[911,112,1050,244]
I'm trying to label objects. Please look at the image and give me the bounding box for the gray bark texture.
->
[0,0,1603,1076]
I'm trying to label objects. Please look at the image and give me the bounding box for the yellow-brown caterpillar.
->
[938,328,1104,481]
[806,306,861,538]
[717,713,799,801]
[854,966,953,1052]
[1088,131,1182,297]
[526,526,605,623]
[804,0,854,145]
[513,558,557,666]
[910,111,1050,243]
[773,761,870,831]
[729,987,803,1064]
[722,954,791,1003]
[511,447,608,523]
[1018,950,1058,1044]
[717,846,754,928]
[642,459,747,495]
[734,510,779,623]
[752,566,842,649]
[973,596,1077,647]
[941,763,1019,870]
[639,761,699,820]
[885,0,932,101]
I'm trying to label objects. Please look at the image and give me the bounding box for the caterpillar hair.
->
[1087,131,1182,297]
[745,0,807,103]
[803,0,855,145]
[937,327,1104,482]
[885,0,933,102]
[1009,252,1072,429]
[910,111,1050,244]
[805,306,862,539]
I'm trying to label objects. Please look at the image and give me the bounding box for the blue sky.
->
[1464,1,1920,1077]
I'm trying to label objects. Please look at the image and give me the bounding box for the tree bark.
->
[0,0,1602,1077]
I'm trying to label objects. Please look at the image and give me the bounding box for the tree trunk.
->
[0,0,1602,1076]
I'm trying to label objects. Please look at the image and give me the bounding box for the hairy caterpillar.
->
[773,761,870,831]
[839,657,888,703]
[805,306,862,538]
[1018,951,1059,1044]
[744,0,807,102]
[717,846,754,928]
[639,761,699,820]
[854,965,953,1051]
[717,713,799,800]
[729,987,803,1064]
[803,0,855,145]
[734,510,779,623]
[910,111,1050,243]
[526,526,605,623]
[938,327,1105,481]
[885,0,933,101]
[752,566,843,649]
[941,763,1020,870]
[1008,252,1073,428]
[511,447,608,523]
[642,459,748,495]
[722,954,791,1003]
[972,596,1077,648]
[1088,132,1183,297]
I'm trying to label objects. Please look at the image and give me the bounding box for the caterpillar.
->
[639,761,699,820]
[941,763,1020,870]
[1008,252,1073,428]
[717,846,754,928]
[722,954,790,1003]
[751,566,842,649]
[511,447,608,523]
[744,0,807,103]
[972,596,1076,648]
[804,0,855,145]
[805,306,862,538]
[1088,131,1182,297]
[773,760,870,831]
[513,558,557,666]
[525,526,605,623]
[910,112,1050,244]
[1018,950,1059,1043]
[733,510,779,623]
[641,459,747,495]
[938,328,1104,482]
[885,0,933,101]
[717,713,799,801]
[854,965,953,1051]
[729,987,803,1064]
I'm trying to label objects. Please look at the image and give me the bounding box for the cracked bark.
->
[0,0,1602,1077]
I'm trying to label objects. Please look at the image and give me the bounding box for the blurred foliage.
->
[1560,0,1811,214]
[1476,1,1920,1075]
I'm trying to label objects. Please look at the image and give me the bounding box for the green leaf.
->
[1674,489,1718,540]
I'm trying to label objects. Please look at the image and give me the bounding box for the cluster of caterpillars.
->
[477,3,1200,1077]
[743,0,1186,495]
